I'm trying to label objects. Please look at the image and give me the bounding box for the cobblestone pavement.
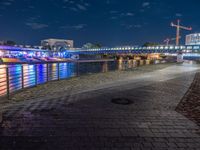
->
[0,64,200,150]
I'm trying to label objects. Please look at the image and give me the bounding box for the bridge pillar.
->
[145,59,151,65]
[134,56,141,60]
[147,54,160,60]
[118,56,123,61]
[102,61,108,72]
[139,60,144,65]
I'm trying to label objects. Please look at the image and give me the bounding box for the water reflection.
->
[118,60,124,70]
[128,60,132,69]
[9,65,22,92]
[118,59,139,70]
[139,60,144,65]
[102,62,108,73]
[146,60,150,65]
[23,64,35,88]
[48,63,58,81]
[37,64,47,84]
[59,63,76,79]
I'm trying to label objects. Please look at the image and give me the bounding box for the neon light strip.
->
[0,45,48,52]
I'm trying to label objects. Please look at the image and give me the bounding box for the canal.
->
[0,59,161,98]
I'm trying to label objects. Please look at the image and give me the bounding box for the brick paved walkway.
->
[0,64,200,150]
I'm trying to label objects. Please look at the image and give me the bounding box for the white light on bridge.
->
[175,46,179,49]
[180,46,185,49]
[165,47,169,49]
[194,46,200,49]
[187,46,192,49]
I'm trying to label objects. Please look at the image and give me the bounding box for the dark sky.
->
[0,0,199,47]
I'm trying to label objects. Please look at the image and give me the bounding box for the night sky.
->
[0,0,199,47]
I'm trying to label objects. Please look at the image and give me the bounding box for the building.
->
[41,39,74,52]
[186,33,200,45]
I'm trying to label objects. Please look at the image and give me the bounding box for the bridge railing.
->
[68,45,200,53]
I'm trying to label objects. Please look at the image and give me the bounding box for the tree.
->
[94,43,102,48]
[82,43,93,49]
[42,45,51,50]
[143,42,159,47]
[4,40,16,46]
[82,43,102,49]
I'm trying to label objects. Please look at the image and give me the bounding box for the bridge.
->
[1,45,200,60]
[1,45,200,55]
[66,45,200,55]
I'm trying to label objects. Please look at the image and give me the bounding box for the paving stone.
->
[0,64,200,149]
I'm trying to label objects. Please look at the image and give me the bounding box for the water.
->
[0,60,157,97]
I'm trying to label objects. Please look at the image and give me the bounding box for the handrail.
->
[0,60,151,100]
[0,62,78,99]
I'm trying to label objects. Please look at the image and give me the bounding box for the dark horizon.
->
[0,0,199,47]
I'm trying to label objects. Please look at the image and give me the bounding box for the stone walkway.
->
[0,64,200,150]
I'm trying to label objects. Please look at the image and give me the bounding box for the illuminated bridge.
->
[1,45,200,60]
[66,45,200,55]
[1,45,200,55]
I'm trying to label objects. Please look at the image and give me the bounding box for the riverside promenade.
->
[0,63,200,150]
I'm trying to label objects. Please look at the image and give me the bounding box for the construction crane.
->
[164,36,181,46]
[171,20,192,45]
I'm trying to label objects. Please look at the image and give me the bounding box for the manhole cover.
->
[111,98,133,105]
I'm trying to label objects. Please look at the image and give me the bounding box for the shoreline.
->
[0,59,116,65]
[0,58,170,65]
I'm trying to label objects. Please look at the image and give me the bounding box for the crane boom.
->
[171,23,192,30]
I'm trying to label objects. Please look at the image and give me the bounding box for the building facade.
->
[41,39,74,52]
[186,33,200,45]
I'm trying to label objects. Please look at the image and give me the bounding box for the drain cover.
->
[111,98,133,105]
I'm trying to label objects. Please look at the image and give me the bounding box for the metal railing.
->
[0,62,77,99]
[0,60,159,100]
[0,65,7,97]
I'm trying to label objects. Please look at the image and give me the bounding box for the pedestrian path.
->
[0,64,200,150]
